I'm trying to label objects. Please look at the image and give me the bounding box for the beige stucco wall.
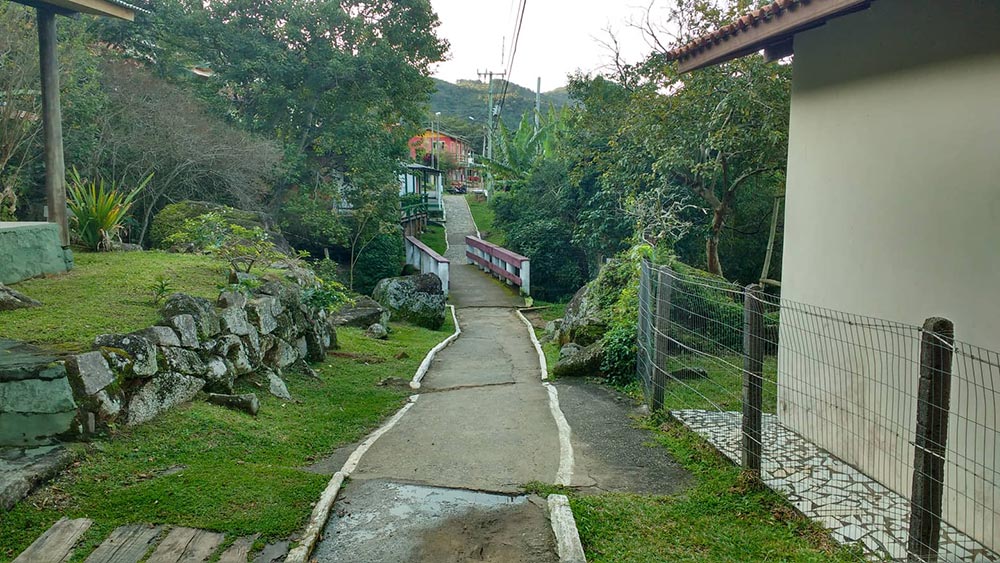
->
[777,0,1000,551]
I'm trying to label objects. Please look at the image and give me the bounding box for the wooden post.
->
[37,8,69,247]
[651,267,673,412]
[742,284,765,473]
[907,317,954,562]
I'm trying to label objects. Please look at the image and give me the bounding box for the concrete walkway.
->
[313,196,561,562]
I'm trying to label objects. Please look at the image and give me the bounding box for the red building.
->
[408,129,478,189]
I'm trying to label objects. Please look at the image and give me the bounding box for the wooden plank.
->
[146,527,224,563]
[13,517,92,563]
[216,535,259,563]
[36,0,134,20]
[85,524,162,563]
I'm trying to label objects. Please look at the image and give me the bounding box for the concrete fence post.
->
[742,284,765,474]
[520,261,530,296]
[651,267,673,412]
[907,317,954,563]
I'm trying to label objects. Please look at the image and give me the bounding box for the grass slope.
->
[0,319,453,561]
[1,252,226,353]
[465,195,505,246]
[417,223,448,256]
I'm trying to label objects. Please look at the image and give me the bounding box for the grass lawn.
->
[663,353,778,413]
[464,194,505,246]
[0,251,227,353]
[0,318,454,561]
[526,410,858,563]
[417,222,448,256]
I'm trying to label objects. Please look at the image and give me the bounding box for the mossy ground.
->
[417,223,447,256]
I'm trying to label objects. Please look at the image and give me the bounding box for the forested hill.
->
[429,78,570,141]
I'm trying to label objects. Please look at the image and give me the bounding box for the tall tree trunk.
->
[706,200,729,277]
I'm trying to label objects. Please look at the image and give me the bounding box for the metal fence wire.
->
[636,260,999,562]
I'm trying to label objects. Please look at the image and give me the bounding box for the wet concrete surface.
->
[555,378,694,494]
[313,480,556,563]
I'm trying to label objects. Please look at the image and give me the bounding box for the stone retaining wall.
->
[69,278,336,429]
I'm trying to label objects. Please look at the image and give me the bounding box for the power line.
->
[493,0,526,132]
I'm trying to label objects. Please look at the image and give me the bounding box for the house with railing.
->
[408,129,475,190]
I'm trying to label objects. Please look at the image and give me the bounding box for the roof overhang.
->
[12,0,142,21]
[666,0,871,73]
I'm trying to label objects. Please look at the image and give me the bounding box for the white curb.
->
[516,309,548,381]
[411,304,461,389]
[548,494,587,563]
[544,383,575,486]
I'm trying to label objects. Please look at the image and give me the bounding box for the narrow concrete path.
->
[313,196,561,562]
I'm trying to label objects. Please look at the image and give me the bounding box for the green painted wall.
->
[0,222,73,284]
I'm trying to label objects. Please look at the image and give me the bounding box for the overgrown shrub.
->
[600,325,637,385]
[504,218,587,301]
[166,212,286,274]
[150,201,279,250]
[352,231,404,295]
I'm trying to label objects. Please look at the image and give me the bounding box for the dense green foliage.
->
[430,78,568,141]
[351,231,406,295]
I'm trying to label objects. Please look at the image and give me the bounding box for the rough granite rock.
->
[366,323,389,340]
[0,284,41,312]
[217,289,248,310]
[164,314,200,348]
[552,341,605,378]
[94,333,158,377]
[160,347,207,376]
[65,351,115,396]
[560,283,607,346]
[558,343,583,361]
[136,326,182,348]
[220,306,252,336]
[126,372,204,426]
[265,369,292,400]
[161,294,221,338]
[372,273,446,330]
[207,393,259,416]
[543,319,563,343]
[247,296,280,334]
[0,445,74,511]
[331,296,390,328]
[203,356,235,393]
[266,338,299,369]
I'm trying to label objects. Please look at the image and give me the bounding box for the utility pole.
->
[477,69,504,195]
[535,77,541,135]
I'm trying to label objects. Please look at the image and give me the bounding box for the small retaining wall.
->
[67,277,336,430]
[404,236,449,296]
[0,222,73,284]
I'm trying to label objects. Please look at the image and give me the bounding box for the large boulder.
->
[560,283,607,346]
[372,274,446,330]
[331,296,389,328]
[553,341,605,378]
[94,333,158,378]
[161,294,221,339]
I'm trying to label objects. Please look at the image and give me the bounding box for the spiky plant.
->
[66,168,150,251]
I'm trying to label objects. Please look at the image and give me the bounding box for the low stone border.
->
[516,309,548,381]
[286,395,420,563]
[548,494,587,563]
[410,304,461,390]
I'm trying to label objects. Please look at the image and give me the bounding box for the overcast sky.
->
[429,0,664,91]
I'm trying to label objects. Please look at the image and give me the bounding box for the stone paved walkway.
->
[673,410,999,562]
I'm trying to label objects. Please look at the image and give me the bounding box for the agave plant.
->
[66,168,151,251]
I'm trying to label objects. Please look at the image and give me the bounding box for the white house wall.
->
[779,0,1000,550]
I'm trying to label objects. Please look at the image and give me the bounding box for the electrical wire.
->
[493,0,526,132]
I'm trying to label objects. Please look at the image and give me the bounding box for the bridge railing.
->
[404,235,450,295]
[464,236,530,295]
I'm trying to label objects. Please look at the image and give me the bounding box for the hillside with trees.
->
[428,78,569,143]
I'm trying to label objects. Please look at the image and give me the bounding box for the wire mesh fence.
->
[637,260,999,562]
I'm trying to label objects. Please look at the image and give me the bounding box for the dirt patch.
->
[520,309,547,330]
[415,498,557,563]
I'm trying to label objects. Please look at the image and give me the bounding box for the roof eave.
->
[670,0,871,73]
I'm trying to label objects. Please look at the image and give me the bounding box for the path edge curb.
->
[548,494,587,563]
[516,309,548,380]
[286,393,420,563]
[411,304,461,389]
